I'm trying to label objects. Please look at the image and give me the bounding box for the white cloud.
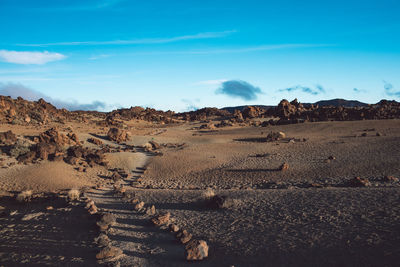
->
[0,50,66,65]
[17,30,236,47]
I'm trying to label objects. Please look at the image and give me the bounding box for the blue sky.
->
[0,0,399,111]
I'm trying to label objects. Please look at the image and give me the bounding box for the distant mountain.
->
[305,98,369,108]
[222,99,369,112]
[221,105,274,113]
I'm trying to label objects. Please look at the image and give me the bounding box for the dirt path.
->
[85,151,185,267]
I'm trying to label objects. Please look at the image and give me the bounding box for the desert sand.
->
[1,104,399,266]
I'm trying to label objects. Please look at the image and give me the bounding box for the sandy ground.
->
[0,194,98,266]
[0,119,399,266]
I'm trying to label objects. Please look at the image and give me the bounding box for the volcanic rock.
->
[95,234,111,247]
[96,246,123,260]
[207,195,226,209]
[151,212,170,226]
[185,240,209,261]
[107,128,130,143]
[242,106,265,119]
[97,213,117,231]
[383,175,399,182]
[349,177,371,187]
[266,131,286,141]
[169,224,180,233]
[88,137,103,145]
[279,162,290,171]
[177,229,192,244]
[134,201,145,211]
[0,130,17,145]
[39,128,78,146]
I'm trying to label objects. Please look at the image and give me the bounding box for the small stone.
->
[151,212,170,226]
[266,131,286,141]
[95,234,111,247]
[169,224,179,233]
[145,205,156,216]
[177,230,192,244]
[96,246,123,260]
[376,132,382,136]
[328,155,336,160]
[349,177,371,187]
[310,183,323,188]
[134,201,145,211]
[97,213,117,231]
[185,240,209,261]
[279,162,289,171]
[85,200,95,208]
[88,204,98,214]
[383,175,399,182]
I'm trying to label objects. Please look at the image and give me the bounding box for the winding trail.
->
[86,151,184,267]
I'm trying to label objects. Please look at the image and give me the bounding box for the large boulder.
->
[39,128,79,146]
[34,142,62,160]
[107,128,130,143]
[242,106,264,119]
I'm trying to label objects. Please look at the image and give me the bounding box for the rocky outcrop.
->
[242,106,265,119]
[265,99,400,125]
[39,128,79,147]
[107,128,130,143]
[105,106,175,124]
[0,96,87,125]
[181,107,231,121]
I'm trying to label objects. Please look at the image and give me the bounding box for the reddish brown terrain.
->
[0,96,399,266]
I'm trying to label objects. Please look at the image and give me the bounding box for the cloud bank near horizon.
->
[0,82,111,111]
[384,81,400,97]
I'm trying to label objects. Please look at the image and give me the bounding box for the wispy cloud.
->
[0,50,66,65]
[29,0,126,11]
[353,87,367,93]
[278,84,325,95]
[195,79,227,86]
[383,80,400,97]
[181,44,331,54]
[125,43,332,56]
[0,82,113,111]
[216,80,262,101]
[181,98,200,111]
[89,54,112,60]
[17,30,236,47]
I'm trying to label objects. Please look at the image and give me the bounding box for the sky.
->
[0,0,400,111]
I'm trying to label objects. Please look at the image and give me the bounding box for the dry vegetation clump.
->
[67,189,80,201]
[16,190,32,202]
[201,189,240,209]
[202,188,216,200]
